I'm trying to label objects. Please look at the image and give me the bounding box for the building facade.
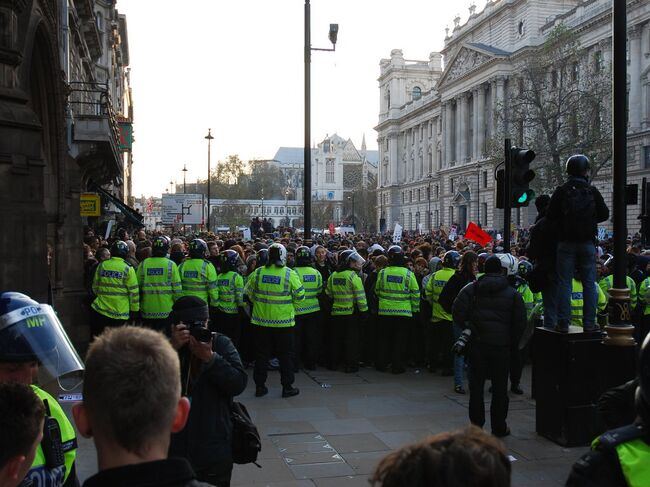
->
[376,0,650,234]
[0,0,131,344]
[212,199,304,229]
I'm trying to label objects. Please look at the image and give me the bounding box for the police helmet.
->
[517,260,533,277]
[152,236,170,257]
[477,252,490,273]
[218,250,240,273]
[295,246,312,267]
[443,250,461,269]
[429,257,443,273]
[566,154,590,177]
[495,253,519,276]
[268,243,287,267]
[256,248,269,267]
[189,239,208,259]
[387,245,405,266]
[337,250,365,271]
[636,334,650,425]
[111,240,129,259]
[0,292,84,388]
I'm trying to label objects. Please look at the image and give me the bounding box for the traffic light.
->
[510,147,536,207]
[496,168,506,209]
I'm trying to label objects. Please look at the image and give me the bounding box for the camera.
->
[187,322,213,343]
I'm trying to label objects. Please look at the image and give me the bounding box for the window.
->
[386,88,391,108]
[435,185,439,199]
[417,188,421,201]
[95,12,103,31]
[274,207,278,214]
[644,146,650,168]
[518,20,525,36]
[572,62,579,82]
[428,152,433,173]
[594,51,603,72]
[482,202,488,226]
[402,192,405,204]
[412,86,422,101]
[326,159,335,183]
[450,178,454,194]
[449,206,454,225]
[409,191,413,203]
[551,70,558,89]
[483,170,488,188]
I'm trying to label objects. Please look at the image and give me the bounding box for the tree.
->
[487,25,612,194]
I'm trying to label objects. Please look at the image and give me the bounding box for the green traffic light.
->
[517,193,528,204]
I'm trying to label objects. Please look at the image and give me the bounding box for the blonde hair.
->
[83,327,181,455]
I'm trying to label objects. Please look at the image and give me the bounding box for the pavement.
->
[65,364,587,487]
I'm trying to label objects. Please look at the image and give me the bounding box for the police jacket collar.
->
[83,457,202,487]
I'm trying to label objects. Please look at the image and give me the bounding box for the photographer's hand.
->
[171,323,190,350]
[189,336,214,363]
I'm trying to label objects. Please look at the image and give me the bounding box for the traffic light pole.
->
[503,138,512,253]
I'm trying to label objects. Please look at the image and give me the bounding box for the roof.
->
[467,42,511,57]
[273,147,316,165]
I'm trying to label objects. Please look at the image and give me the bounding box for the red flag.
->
[329,223,335,236]
[465,222,492,246]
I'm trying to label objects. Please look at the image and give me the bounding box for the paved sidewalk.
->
[71,365,586,486]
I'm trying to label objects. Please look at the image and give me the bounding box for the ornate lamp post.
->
[205,129,214,231]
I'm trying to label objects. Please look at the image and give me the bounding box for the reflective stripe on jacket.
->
[137,257,182,319]
[91,257,139,320]
[325,270,368,316]
[294,266,323,315]
[179,258,218,306]
[375,266,420,317]
[425,267,455,322]
[599,275,638,309]
[215,271,244,314]
[245,265,305,327]
[571,279,607,327]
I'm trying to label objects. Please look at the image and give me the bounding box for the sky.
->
[116,0,478,198]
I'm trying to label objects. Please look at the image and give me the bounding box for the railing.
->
[68,81,121,148]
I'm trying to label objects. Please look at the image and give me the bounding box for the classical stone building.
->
[376,0,650,234]
[0,0,131,344]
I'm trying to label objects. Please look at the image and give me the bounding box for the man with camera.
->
[169,296,248,487]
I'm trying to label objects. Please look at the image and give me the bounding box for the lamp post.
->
[379,185,384,233]
[285,189,290,227]
[169,180,174,194]
[261,188,265,218]
[182,164,188,193]
[205,128,214,231]
[347,190,355,229]
[305,0,338,240]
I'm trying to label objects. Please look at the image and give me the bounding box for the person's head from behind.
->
[370,426,511,487]
[96,247,110,262]
[0,382,44,487]
[73,327,189,464]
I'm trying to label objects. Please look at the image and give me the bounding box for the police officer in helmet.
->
[0,292,84,486]
[567,333,650,486]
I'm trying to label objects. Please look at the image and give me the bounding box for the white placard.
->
[104,219,115,240]
[393,223,403,243]
[449,224,458,241]
[242,228,252,240]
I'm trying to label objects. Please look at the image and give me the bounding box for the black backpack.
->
[561,184,596,241]
[231,401,262,466]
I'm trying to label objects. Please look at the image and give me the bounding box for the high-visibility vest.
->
[137,257,182,319]
[26,386,77,487]
[215,271,244,314]
[91,257,139,320]
[245,265,305,327]
[294,266,323,315]
[325,270,368,316]
[570,279,607,327]
[638,277,650,315]
[178,258,218,306]
[375,266,420,317]
[517,283,535,319]
[591,425,650,487]
[425,267,456,322]
[600,275,638,309]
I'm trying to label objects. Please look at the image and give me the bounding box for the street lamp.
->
[379,185,385,233]
[182,164,188,193]
[347,191,355,229]
[205,128,214,231]
[285,189,290,227]
[305,0,338,240]
[169,180,174,194]
[261,187,265,218]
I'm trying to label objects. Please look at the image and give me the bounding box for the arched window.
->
[95,11,103,31]
[412,86,422,101]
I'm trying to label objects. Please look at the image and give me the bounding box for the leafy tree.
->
[487,24,612,193]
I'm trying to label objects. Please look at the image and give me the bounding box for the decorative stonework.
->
[446,47,493,83]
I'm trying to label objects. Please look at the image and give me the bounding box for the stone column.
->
[458,93,467,163]
[629,25,643,131]
[440,106,446,168]
[445,102,453,166]
[432,116,439,172]
[477,84,486,158]
[472,89,479,160]
[495,77,506,133]
[389,133,398,185]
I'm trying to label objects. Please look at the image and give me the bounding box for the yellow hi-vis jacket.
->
[571,278,608,327]
[294,266,323,315]
[178,258,219,306]
[425,267,455,322]
[91,257,139,320]
[325,270,368,316]
[375,266,420,317]
[245,265,305,327]
[216,271,245,314]
[137,257,182,320]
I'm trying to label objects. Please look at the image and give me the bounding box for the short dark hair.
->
[370,426,511,487]
[0,382,45,468]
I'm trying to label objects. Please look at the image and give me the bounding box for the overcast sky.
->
[116,0,477,197]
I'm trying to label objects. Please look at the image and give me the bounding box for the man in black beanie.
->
[169,296,248,487]
[452,255,527,438]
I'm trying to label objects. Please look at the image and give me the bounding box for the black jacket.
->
[439,271,475,314]
[83,458,212,487]
[547,176,609,242]
[452,273,527,347]
[169,334,247,475]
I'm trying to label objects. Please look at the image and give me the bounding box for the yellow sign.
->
[80,193,101,216]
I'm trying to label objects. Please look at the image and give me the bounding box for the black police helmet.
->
[566,154,590,177]
[218,249,240,273]
[518,260,533,277]
[111,240,129,259]
[387,245,405,266]
[256,249,269,267]
[152,236,170,257]
[337,249,355,271]
[443,250,461,269]
[295,246,312,267]
[189,239,208,259]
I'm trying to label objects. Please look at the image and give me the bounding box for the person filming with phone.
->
[169,296,248,487]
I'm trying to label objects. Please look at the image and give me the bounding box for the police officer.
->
[374,245,420,374]
[325,250,368,373]
[293,246,323,371]
[90,240,140,337]
[599,258,638,313]
[572,273,607,328]
[0,292,84,487]
[567,333,650,486]
[245,243,304,398]
[214,249,245,347]
[178,239,219,313]
[137,236,182,333]
[425,250,460,375]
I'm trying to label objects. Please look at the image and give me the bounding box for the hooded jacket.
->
[452,273,527,348]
